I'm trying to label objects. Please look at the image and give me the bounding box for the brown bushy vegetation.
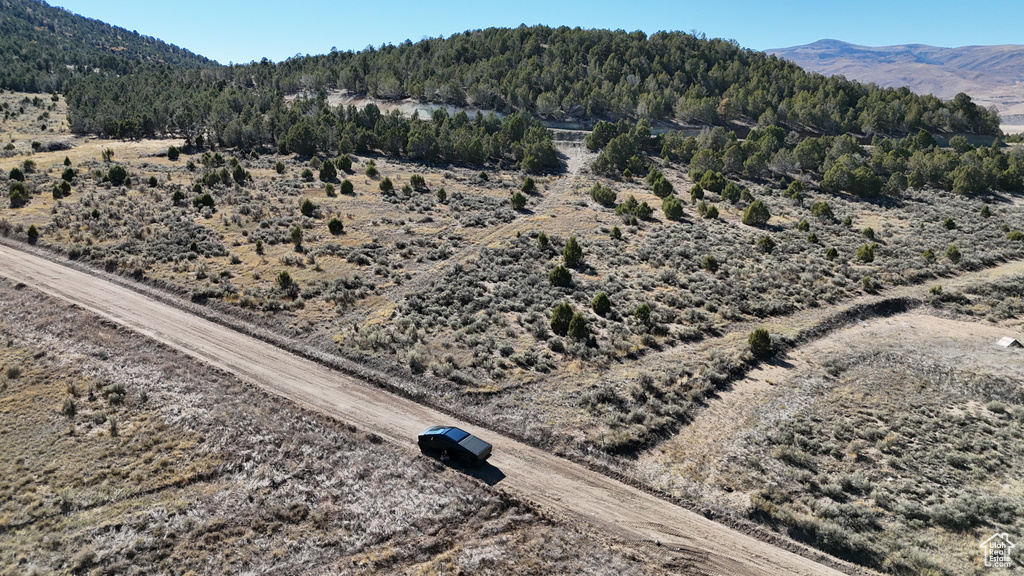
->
[0,278,661,576]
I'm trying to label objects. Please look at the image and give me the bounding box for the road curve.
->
[0,243,852,576]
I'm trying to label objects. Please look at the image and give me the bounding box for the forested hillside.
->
[0,0,214,92]
[259,26,1000,135]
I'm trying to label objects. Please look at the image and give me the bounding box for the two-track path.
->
[0,243,854,576]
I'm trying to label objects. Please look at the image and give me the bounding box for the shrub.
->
[862,227,875,240]
[825,246,838,260]
[662,196,684,220]
[510,191,527,210]
[61,167,76,182]
[749,328,772,355]
[810,201,834,220]
[721,182,741,202]
[379,177,394,193]
[301,168,314,181]
[193,193,215,210]
[336,154,352,172]
[478,171,489,181]
[699,170,726,193]
[652,176,674,198]
[522,177,536,194]
[328,217,344,235]
[339,179,354,195]
[689,183,704,203]
[255,239,264,255]
[274,161,285,174]
[592,292,611,316]
[551,302,573,336]
[701,254,719,272]
[797,219,810,232]
[365,161,378,177]
[300,199,318,217]
[277,270,294,290]
[704,204,719,219]
[537,231,549,247]
[942,217,956,230]
[756,235,776,254]
[325,183,335,196]
[410,174,427,189]
[549,265,571,287]
[634,303,652,326]
[26,224,38,241]
[319,159,337,181]
[563,236,584,267]
[107,165,128,186]
[610,226,622,240]
[5,182,25,204]
[946,244,961,264]
[856,243,876,263]
[568,312,589,340]
[980,204,991,218]
[1007,230,1024,241]
[742,199,771,226]
[167,146,180,161]
[290,225,303,249]
[148,176,158,188]
[436,187,447,203]
[590,183,617,207]
[8,167,24,182]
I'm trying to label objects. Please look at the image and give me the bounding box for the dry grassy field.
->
[3,91,1024,573]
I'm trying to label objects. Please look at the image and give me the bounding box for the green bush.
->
[592,292,611,316]
[61,167,76,182]
[942,217,955,230]
[810,201,833,220]
[825,246,838,260]
[797,219,809,232]
[701,254,719,272]
[167,146,180,161]
[862,227,875,240]
[328,217,344,235]
[336,154,352,172]
[563,236,584,267]
[652,176,674,198]
[689,183,704,203]
[26,224,38,240]
[856,243,876,263]
[749,328,772,355]
[756,235,776,254]
[107,165,128,186]
[537,231,549,247]
[379,177,394,193]
[365,161,378,177]
[946,244,961,264]
[634,303,651,326]
[319,159,337,181]
[300,198,318,217]
[510,191,527,209]
[9,167,24,182]
[589,183,617,207]
[276,270,294,290]
[742,199,771,226]
[521,177,536,194]
[340,179,354,195]
[704,204,719,219]
[1007,230,1024,241]
[609,226,622,240]
[435,187,447,203]
[568,312,589,340]
[662,196,684,220]
[410,174,427,189]
[549,265,571,287]
[301,168,314,181]
[274,161,285,174]
[550,302,573,335]
[699,170,726,193]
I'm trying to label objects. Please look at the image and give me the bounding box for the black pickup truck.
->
[417,426,492,465]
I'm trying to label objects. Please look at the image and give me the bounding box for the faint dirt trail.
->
[0,243,857,576]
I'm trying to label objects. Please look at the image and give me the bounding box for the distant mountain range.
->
[767,39,1024,127]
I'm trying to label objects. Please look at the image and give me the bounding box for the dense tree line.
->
[242,26,1000,136]
[66,70,558,172]
[0,0,214,93]
[594,117,1023,199]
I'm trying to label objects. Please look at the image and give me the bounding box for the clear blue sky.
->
[49,0,1024,65]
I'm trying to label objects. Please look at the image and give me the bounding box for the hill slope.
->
[0,0,215,92]
[767,39,1024,125]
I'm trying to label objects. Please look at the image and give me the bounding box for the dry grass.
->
[0,277,665,576]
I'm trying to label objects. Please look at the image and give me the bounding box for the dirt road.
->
[0,243,854,576]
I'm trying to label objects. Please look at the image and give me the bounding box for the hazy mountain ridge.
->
[767,39,1024,126]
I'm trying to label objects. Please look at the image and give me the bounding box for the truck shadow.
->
[426,453,506,486]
